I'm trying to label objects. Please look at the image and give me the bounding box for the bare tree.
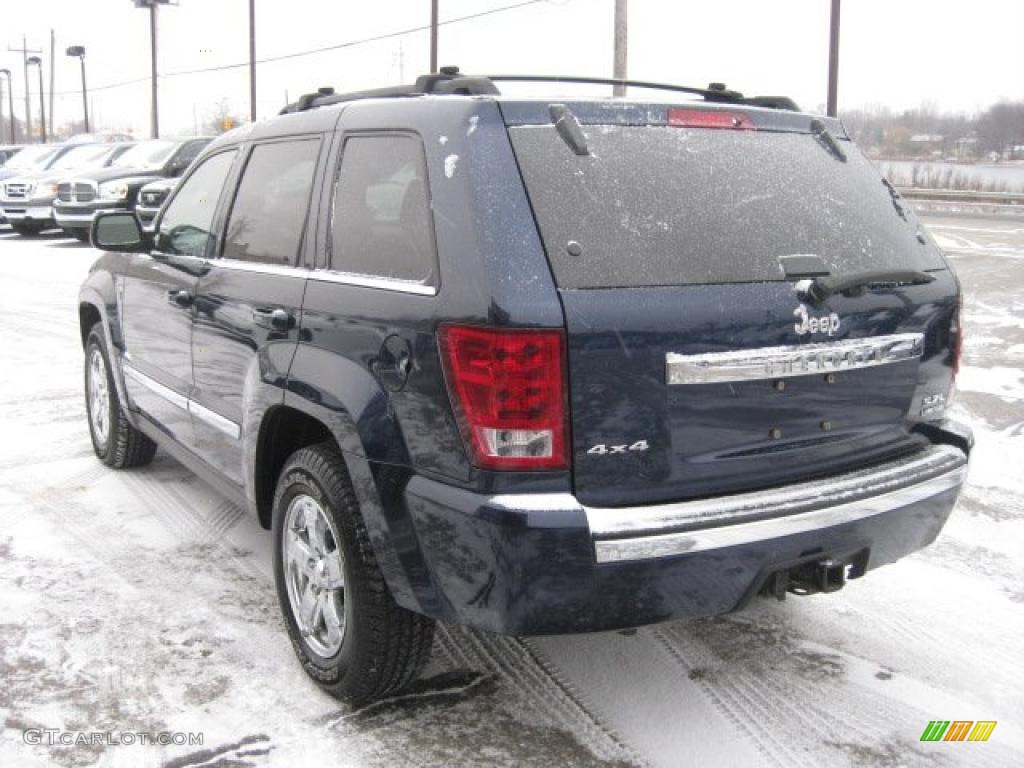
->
[202,98,244,135]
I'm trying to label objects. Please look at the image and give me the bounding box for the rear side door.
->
[189,136,325,485]
[121,149,238,444]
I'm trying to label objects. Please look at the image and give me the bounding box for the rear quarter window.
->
[329,134,437,286]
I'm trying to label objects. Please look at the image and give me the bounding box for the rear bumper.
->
[401,438,969,635]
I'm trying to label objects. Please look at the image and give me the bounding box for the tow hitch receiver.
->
[788,559,847,596]
[761,551,868,601]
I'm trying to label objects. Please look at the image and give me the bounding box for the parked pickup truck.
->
[54,137,211,240]
[1,142,133,235]
[78,69,971,705]
[134,177,178,231]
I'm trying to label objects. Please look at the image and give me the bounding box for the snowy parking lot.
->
[1,214,1022,768]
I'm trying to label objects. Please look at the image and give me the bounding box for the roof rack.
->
[279,66,798,114]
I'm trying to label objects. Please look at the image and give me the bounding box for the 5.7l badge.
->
[794,304,840,336]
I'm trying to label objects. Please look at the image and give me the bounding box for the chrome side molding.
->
[666,332,924,385]
[122,362,240,440]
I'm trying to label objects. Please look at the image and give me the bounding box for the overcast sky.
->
[2,0,1022,138]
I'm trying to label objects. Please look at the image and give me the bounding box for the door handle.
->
[252,307,292,332]
[168,289,194,308]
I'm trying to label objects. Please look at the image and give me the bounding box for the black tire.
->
[84,323,157,469]
[272,442,434,704]
[71,230,91,243]
[11,221,44,236]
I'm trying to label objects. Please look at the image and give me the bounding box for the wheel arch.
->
[252,385,429,615]
[78,280,134,427]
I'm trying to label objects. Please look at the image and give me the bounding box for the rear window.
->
[509,125,945,289]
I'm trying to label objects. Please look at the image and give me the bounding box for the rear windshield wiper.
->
[809,118,846,162]
[798,270,935,304]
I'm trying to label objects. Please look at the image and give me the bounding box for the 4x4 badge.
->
[794,304,840,336]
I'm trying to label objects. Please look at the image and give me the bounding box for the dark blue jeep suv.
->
[78,70,971,704]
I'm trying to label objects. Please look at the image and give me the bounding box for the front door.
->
[190,137,324,485]
[121,149,239,443]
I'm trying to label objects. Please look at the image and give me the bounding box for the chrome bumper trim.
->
[666,332,924,384]
[588,444,967,563]
[54,210,103,224]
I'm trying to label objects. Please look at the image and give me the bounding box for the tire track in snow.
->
[531,628,768,768]
[437,625,640,764]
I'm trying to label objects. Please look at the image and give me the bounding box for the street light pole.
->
[66,46,90,133]
[613,0,627,97]
[150,2,159,137]
[27,56,47,143]
[249,0,256,122]
[133,1,173,139]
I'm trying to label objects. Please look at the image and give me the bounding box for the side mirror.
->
[92,211,147,252]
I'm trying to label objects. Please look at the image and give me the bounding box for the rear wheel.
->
[272,442,434,704]
[11,221,44,236]
[84,323,157,468]
[68,229,91,243]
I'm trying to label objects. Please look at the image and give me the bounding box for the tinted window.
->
[330,135,436,284]
[221,139,320,265]
[509,125,945,289]
[156,150,236,257]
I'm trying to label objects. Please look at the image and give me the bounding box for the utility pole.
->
[248,0,256,123]
[49,29,55,134]
[150,3,159,137]
[613,0,627,97]
[0,69,14,142]
[430,0,438,73]
[27,57,46,142]
[9,37,42,141]
[827,0,841,117]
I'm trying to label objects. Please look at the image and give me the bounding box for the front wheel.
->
[84,323,157,468]
[272,442,434,704]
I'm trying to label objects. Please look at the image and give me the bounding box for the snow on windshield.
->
[112,140,177,170]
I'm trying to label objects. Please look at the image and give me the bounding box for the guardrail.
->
[896,188,1024,206]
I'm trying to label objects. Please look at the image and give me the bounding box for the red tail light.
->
[668,108,755,130]
[439,324,568,470]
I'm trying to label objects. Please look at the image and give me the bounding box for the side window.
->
[156,150,236,257]
[221,139,321,266]
[330,135,436,285]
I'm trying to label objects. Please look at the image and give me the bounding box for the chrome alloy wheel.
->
[87,347,110,448]
[283,494,347,657]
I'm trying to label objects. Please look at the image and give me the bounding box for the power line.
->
[50,0,551,97]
